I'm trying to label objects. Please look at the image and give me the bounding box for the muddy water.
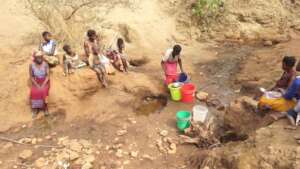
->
[134,94,168,116]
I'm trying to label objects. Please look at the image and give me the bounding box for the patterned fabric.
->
[30,62,50,109]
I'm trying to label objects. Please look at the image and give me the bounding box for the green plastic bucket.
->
[168,82,183,101]
[176,111,191,131]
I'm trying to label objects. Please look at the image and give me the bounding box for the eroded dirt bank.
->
[1,0,300,169]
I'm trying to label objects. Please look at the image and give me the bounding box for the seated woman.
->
[39,31,59,66]
[161,45,184,85]
[106,38,129,72]
[30,51,50,118]
[62,44,86,76]
[258,56,297,113]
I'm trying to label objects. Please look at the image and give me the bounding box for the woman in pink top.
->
[161,45,184,85]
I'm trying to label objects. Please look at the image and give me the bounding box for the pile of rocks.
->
[23,137,97,169]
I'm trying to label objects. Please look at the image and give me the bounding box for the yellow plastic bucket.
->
[168,82,183,101]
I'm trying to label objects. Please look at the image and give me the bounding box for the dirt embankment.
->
[1,0,300,169]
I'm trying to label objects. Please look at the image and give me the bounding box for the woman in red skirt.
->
[29,51,50,118]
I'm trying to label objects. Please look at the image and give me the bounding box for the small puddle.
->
[134,94,168,116]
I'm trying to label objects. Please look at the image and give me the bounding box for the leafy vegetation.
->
[193,0,224,18]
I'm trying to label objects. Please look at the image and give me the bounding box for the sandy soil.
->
[0,0,300,169]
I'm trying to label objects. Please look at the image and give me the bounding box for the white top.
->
[98,55,110,65]
[41,40,57,55]
[162,48,180,62]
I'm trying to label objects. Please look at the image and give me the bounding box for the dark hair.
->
[63,44,71,52]
[87,29,96,38]
[117,38,124,49]
[172,45,182,58]
[42,31,50,37]
[283,56,296,68]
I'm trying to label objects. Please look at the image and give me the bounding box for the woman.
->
[30,51,50,118]
[107,38,129,72]
[161,45,184,85]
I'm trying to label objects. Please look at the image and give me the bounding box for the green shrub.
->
[193,0,224,18]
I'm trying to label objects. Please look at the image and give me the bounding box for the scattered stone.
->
[82,162,93,169]
[116,149,123,158]
[51,132,57,136]
[13,165,18,169]
[159,130,168,137]
[96,151,100,155]
[3,142,13,150]
[196,92,209,101]
[142,154,154,160]
[167,143,177,154]
[22,124,27,128]
[69,151,80,161]
[19,138,32,144]
[84,155,95,163]
[70,141,83,152]
[45,135,52,140]
[0,161,2,165]
[19,149,33,161]
[130,151,138,158]
[123,160,130,165]
[116,130,127,136]
[263,40,273,46]
[127,118,137,124]
[37,138,43,143]
[35,157,46,168]
[31,138,37,145]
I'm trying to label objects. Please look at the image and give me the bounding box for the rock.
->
[82,162,93,169]
[130,151,138,158]
[196,92,209,101]
[19,149,33,161]
[19,138,32,144]
[3,143,13,150]
[45,135,52,140]
[79,139,92,148]
[127,118,137,124]
[167,143,177,154]
[0,160,2,165]
[69,151,80,161]
[31,138,37,145]
[159,130,168,137]
[13,165,18,169]
[37,138,43,143]
[116,149,123,158]
[51,132,57,136]
[116,130,127,136]
[84,155,95,163]
[70,141,83,152]
[123,160,130,165]
[142,154,154,160]
[263,40,273,46]
[35,157,46,168]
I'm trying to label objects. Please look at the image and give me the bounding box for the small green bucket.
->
[176,111,191,131]
[168,82,183,101]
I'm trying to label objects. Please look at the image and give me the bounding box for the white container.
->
[193,105,208,122]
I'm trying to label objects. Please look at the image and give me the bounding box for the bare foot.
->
[294,135,300,140]
[270,112,286,120]
[284,125,297,130]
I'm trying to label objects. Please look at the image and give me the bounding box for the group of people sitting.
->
[30,29,129,118]
[257,56,300,128]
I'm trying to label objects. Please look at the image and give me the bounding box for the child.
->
[62,44,86,76]
[39,31,59,66]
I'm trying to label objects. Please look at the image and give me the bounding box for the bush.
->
[193,0,224,18]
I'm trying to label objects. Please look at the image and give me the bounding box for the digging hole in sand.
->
[133,92,168,116]
[129,56,150,67]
